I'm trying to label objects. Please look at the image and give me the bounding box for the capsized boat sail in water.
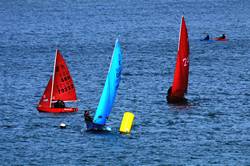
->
[85,39,122,131]
[37,49,78,113]
[167,16,189,104]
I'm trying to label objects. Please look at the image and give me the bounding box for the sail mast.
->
[108,39,118,72]
[177,16,184,52]
[50,49,58,108]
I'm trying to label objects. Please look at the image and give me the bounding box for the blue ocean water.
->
[0,0,250,165]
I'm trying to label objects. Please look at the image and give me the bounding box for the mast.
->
[177,16,184,52]
[49,49,58,108]
[108,38,118,72]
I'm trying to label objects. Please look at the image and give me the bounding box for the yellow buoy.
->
[119,112,135,134]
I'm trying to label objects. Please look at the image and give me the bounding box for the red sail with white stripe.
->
[171,16,189,98]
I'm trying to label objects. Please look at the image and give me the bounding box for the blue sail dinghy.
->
[84,39,122,132]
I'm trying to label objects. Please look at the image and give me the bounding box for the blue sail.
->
[93,39,122,125]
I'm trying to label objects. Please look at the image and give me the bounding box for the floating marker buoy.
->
[105,126,112,132]
[60,123,66,129]
[119,112,134,134]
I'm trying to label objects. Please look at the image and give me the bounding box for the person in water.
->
[203,34,210,40]
[54,100,65,108]
[166,86,187,104]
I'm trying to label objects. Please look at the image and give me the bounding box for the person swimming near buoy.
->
[166,86,187,104]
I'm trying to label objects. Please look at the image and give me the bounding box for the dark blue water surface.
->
[0,0,250,165]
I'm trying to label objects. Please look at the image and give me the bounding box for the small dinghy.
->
[37,49,78,113]
[85,39,122,132]
[166,16,190,104]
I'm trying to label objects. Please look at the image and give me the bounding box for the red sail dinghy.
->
[167,16,189,104]
[37,49,78,113]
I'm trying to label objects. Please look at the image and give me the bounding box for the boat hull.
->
[166,95,188,104]
[37,107,78,113]
[213,38,227,41]
[86,126,111,132]
[85,121,111,132]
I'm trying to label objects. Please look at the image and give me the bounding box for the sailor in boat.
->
[84,110,106,131]
[54,100,65,108]
[203,34,210,40]
[217,34,226,40]
[166,86,187,104]
[84,110,93,128]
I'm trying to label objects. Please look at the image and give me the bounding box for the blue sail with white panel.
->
[93,39,122,125]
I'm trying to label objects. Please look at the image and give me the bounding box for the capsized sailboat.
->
[85,39,122,131]
[167,16,189,104]
[37,49,78,113]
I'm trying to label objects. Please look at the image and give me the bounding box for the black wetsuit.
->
[220,34,225,39]
[204,35,209,40]
[54,100,65,108]
[84,114,93,123]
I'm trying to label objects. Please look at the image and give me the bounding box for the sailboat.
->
[166,16,189,104]
[213,34,227,41]
[37,49,78,113]
[85,39,122,131]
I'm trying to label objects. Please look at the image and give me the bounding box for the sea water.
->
[0,0,249,165]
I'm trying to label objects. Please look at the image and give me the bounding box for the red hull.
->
[213,38,227,41]
[37,107,78,113]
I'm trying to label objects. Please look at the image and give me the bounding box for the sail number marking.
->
[61,75,71,82]
[57,84,74,94]
[182,57,189,67]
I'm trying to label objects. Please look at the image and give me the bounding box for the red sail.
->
[37,77,52,109]
[51,49,77,102]
[171,16,189,97]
